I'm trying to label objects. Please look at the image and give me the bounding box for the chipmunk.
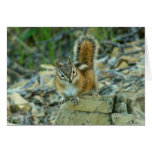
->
[55,35,99,105]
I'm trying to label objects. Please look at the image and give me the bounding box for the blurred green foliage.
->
[7,27,143,70]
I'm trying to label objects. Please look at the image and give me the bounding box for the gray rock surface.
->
[60,95,114,113]
[55,95,113,125]
[111,113,134,125]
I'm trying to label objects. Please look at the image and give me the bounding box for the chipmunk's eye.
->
[73,70,76,75]
[60,74,64,79]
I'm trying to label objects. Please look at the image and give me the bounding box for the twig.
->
[81,27,88,35]
[123,49,144,56]
[100,40,132,48]
[114,27,143,41]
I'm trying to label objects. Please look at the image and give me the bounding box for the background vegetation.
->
[7,27,144,70]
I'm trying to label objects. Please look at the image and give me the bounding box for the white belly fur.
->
[64,84,77,96]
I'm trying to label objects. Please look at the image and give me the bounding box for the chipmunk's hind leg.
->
[84,78,99,97]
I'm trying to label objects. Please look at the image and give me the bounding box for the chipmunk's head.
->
[55,57,78,84]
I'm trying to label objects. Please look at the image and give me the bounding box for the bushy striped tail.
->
[73,35,99,69]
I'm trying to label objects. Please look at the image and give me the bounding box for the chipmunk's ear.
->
[68,56,73,65]
[56,60,62,68]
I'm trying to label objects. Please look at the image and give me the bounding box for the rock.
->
[33,95,41,101]
[40,64,55,71]
[39,71,55,88]
[32,116,40,125]
[99,83,104,88]
[99,85,119,96]
[8,114,25,125]
[131,89,145,113]
[49,115,57,125]
[108,57,117,66]
[96,56,108,64]
[122,69,129,74]
[111,113,133,125]
[55,109,111,125]
[132,107,145,125]
[39,70,55,78]
[60,95,114,113]
[116,90,145,114]
[114,94,129,113]
[33,95,43,104]
[117,61,128,69]
[31,103,45,118]
[55,95,114,125]
[10,79,28,89]
[26,81,39,91]
[115,102,128,114]
[116,56,139,68]
[10,92,31,112]
[111,47,120,57]
[129,69,144,77]
[48,94,60,105]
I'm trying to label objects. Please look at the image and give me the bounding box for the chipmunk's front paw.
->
[58,100,64,106]
[58,96,69,105]
[72,97,79,105]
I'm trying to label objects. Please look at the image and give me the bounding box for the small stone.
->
[39,71,55,88]
[108,57,116,66]
[119,103,127,113]
[122,70,129,74]
[60,95,114,113]
[33,95,43,103]
[40,64,55,71]
[96,56,108,64]
[111,47,120,57]
[99,83,104,88]
[116,56,139,67]
[99,85,118,96]
[26,81,39,91]
[117,61,128,69]
[10,79,28,89]
[111,113,133,125]
[55,95,114,125]
[10,92,31,112]
[32,116,40,125]
[31,103,45,118]
[132,107,145,125]
[114,95,128,113]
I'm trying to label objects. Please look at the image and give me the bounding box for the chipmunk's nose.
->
[69,79,72,83]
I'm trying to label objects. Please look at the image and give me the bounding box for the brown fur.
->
[55,35,99,99]
[79,40,93,67]
[76,68,97,95]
